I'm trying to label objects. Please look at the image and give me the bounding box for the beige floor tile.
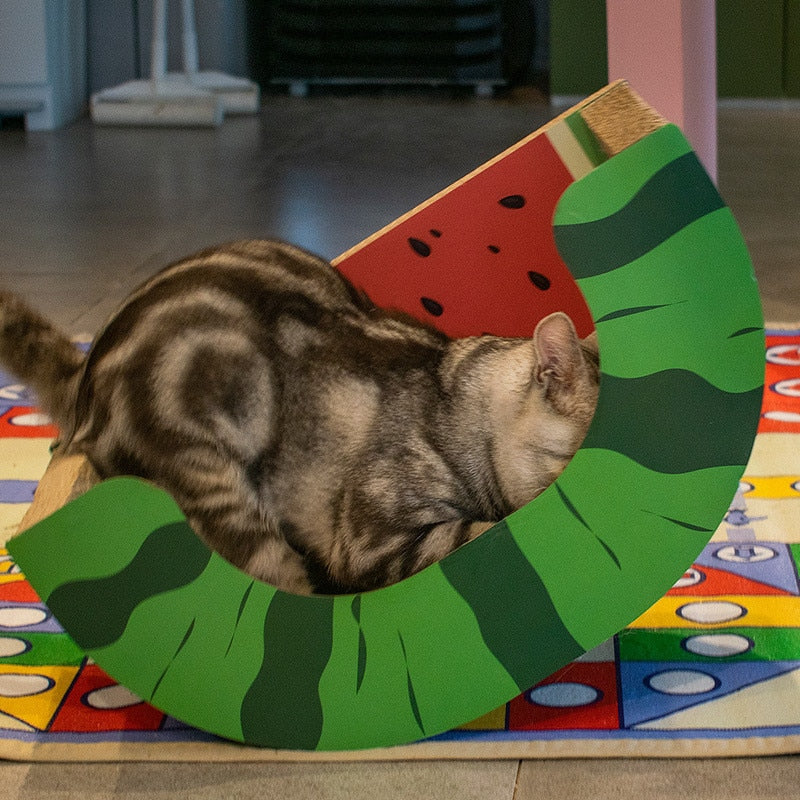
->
[108,761,518,800]
[515,757,800,800]
[10,762,121,800]
[0,763,32,800]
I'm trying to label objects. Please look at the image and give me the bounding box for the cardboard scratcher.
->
[8,82,765,751]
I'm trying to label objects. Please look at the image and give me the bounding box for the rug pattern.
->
[0,328,798,758]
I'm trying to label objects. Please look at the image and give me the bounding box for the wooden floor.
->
[0,89,798,799]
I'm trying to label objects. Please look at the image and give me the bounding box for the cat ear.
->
[533,312,582,386]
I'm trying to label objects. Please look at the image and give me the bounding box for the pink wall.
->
[606,0,717,181]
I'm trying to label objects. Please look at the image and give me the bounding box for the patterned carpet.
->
[0,328,798,760]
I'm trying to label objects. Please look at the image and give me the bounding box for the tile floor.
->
[0,89,799,798]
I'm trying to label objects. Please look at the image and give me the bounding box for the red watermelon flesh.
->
[334,131,595,339]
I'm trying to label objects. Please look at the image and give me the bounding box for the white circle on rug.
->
[0,606,49,628]
[646,670,719,696]
[0,673,54,697]
[0,638,30,658]
[84,684,143,710]
[0,384,26,402]
[763,410,800,424]
[672,568,704,589]
[766,344,800,366]
[677,601,747,625]
[682,634,753,658]
[8,412,52,427]
[715,545,776,563]
[772,379,800,398]
[527,682,601,708]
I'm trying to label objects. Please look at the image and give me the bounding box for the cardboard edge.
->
[579,81,667,158]
[332,80,663,266]
[15,454,100,534]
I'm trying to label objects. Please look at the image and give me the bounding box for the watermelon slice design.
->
[333,129,595,339]
[8,93,764,751]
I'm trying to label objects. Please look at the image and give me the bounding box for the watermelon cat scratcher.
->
[8,82,764,751]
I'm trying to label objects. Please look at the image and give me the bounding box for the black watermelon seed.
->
[429,229,442,238]
[487,245,501,254]
[408,237,431,257]
[499,194,526,209]
[528,271,551,290]
[421,297,444,316]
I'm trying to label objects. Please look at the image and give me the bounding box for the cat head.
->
[462,312,600,511]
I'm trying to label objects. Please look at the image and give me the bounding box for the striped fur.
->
[0,239,599,594]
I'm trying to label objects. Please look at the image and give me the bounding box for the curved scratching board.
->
[8,83,764,751]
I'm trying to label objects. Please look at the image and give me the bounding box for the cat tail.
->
[0,291,85,430]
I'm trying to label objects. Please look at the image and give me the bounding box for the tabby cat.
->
[0,239,599,594]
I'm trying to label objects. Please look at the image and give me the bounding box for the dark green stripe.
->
[356,630,367,694]
[555,483,591,530]
[597,537,621,569]
[351,595,367,693]
[240,592,334,749]
[553,151,725,279]
[556,483,621,568]
[151,618,195,701]
[439,522,583,690]
[647,512,714,533]
[350,595,361,624]
[583,371,763,473]
[44,522,211,651]
[729,327,763,339]
[595,304,675,323]
[225,582,254,657]
[398,632,425,736]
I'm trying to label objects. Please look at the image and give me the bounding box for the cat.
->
[0,239,599,595]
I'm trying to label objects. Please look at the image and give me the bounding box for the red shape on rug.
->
[0,407,59,439]
[48,664,165,733]
[507,661,620,731]
[667,564,794,597]
[0,578,42,604]
[760,332,800,433]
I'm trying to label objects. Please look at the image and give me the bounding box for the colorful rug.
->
[0,328,798,761]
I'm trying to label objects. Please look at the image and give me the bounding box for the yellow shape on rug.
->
[0,665,79,732]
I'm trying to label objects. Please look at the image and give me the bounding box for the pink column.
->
[606,0,717,181]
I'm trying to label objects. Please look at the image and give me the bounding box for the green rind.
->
[241,591,335,748]
[528,124,763,652]
[438,520,585,687]
[581,372,763,474]
[7,478,187,598]
[88,545,271,743]
[317,556,523,750]
[46,522,211,651]
[554,151,725,279]
[553,124,692,223]
[574,208,764,393]
[507,450,748,649]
